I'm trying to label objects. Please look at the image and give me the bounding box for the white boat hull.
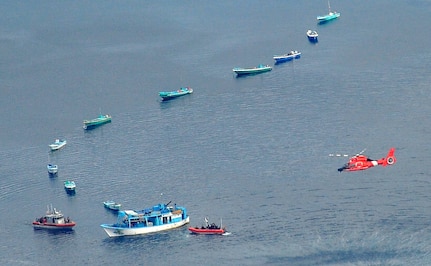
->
[101,216,190,237]
[47,169,58,174]
[49,140,67,151]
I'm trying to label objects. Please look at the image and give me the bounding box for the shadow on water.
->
[48,173,57,178]
[308,39,318,45]
[158,97,193,111]
[65,190,76,196]
[274,59,294,66]
[101,229,188,252]
[317,18,339,26]
[33,228,76,237]
[234,72,273,79]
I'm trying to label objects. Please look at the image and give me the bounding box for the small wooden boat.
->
[33,205,76,230]
[159,87,193,101]
[103,200,122,211]
[233,64,272,76]
[47,164,58,175]
[273,50,301,63]
[64,180,76,193]
[188,217,226,235]
[306,30,319,42]
[49,139,67,151]
[83,114,112,130]
[317,1,340,23]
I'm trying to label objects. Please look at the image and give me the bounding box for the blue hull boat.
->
[307,30,318,42]
[47,164,58,175]
[273,51,301,64]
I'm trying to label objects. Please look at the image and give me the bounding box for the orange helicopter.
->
[336,148,396,172]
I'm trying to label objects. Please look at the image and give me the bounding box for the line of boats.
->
[47,113,112,192]
[35,1,339,239]
[232,51,301,77]
[233,2,340,77]
[34,202,227,237]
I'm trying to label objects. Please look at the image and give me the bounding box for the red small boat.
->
[33,205,76,230]
[188,218,226,235]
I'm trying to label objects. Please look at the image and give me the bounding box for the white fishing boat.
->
[49,139,67,151]
[47,164,58,175]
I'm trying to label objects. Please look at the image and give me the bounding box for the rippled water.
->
[1,1,431,265]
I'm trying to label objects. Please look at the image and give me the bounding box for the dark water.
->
[1,1,431,265]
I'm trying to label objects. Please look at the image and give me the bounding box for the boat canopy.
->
[124,210,139,216]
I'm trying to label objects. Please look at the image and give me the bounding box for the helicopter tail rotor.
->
[382,147,396,166]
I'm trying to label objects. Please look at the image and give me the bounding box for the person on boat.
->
[205,217,209,228]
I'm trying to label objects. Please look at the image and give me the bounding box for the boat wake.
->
[222,232,232,236]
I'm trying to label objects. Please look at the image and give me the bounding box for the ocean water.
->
[1,1,431,265]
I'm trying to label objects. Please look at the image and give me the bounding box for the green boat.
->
[64,180,76,193]
[159,87,193,101]
[232,64,272,76]
[317,1,340,23]
[83,114,112,130]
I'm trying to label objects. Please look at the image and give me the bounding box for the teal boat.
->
[103,200,122,211]
[83,114,111,130]
[317,1,340,23]
[159,87,193,101]
[64,180,76,193]
[233,64,272,76]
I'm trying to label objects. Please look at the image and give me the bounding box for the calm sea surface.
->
[1,1,431,265]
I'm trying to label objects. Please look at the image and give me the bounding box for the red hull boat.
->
[189,217,226,235]
[33,205,76,230]
[188,226,225,235]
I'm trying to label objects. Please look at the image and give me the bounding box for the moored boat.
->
[188,217,226,235]
[33,205,76,230]
[159,87,193,101]
[64,180,76,193]
[100,201,189,237]
[104,200,122,211]
[317,1,340,23]
[49,139,67,151]
[83,114,112,130]
[306,30,319,42]
[47,164,58,175]
[233,64,272,76]
[273,50,301,63]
